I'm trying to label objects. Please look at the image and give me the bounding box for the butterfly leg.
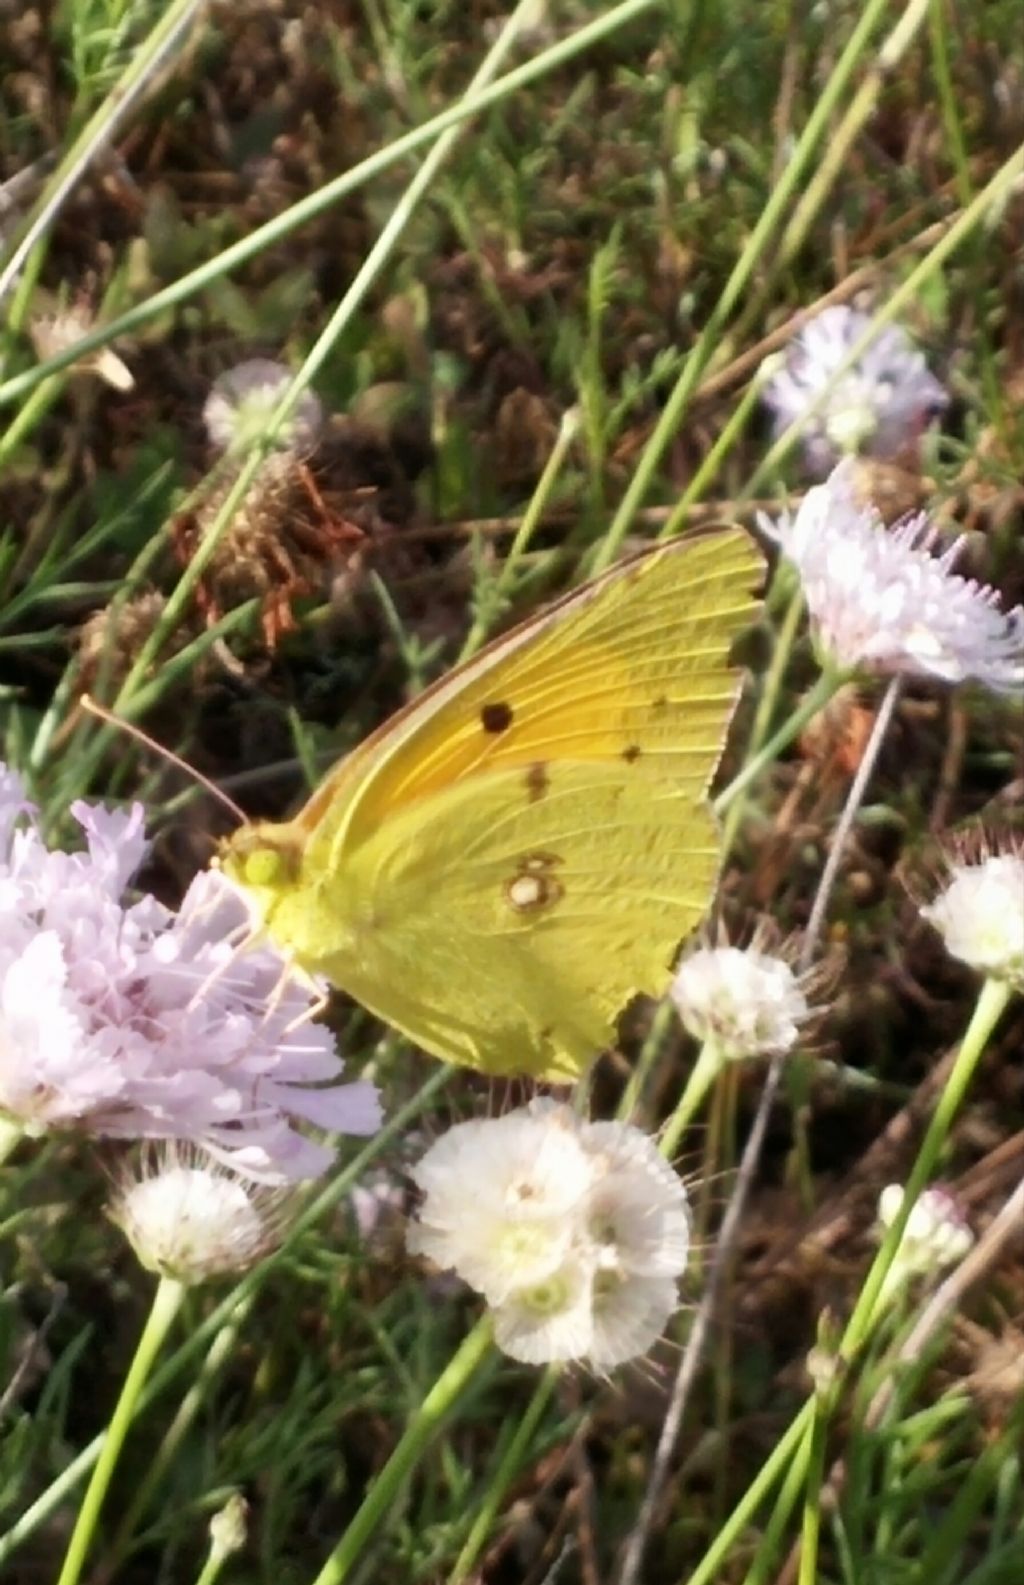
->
[258,952,330,1034]
[184,923,262,1013]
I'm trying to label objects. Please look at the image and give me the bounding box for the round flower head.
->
[760,304,948,476]
[920,848,1024,991]
[408,1102,690,1368]
[580,1120,691,1277]
[670,944,810,1059]
[491,1256,596,1366]
[111,1147,287,1282]
[0,765,381,1180]
[408,1102,594,1304]
[877,1182,973,1296]
[203,359,324,455]
[761,460,1024,692]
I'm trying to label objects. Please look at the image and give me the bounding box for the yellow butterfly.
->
[219,529,763,1082]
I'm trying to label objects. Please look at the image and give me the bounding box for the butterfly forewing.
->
[325,528,762,859]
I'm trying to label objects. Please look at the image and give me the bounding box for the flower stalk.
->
[55,1276,186,1585]
[310,1315,496,1585]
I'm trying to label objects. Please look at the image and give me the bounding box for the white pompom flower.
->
[111,1147,289,1283]
[408,1102,594,1304]
[203,359,324,456]
[761,460,1024,692]
[877,1183,973,1299]
[760,304,948,476]
[408,1103,690,1369]
[582,1121,691,1277]
[670,945,811,1060]
[920,848,1024,991]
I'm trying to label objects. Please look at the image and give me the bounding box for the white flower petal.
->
[112,1151,283,1280]
[408,1105,692,1365]
[491,1259,595,1365]
[580,1122,690,1277]
[589,1272,679,1370]
[409,1106,592,1302]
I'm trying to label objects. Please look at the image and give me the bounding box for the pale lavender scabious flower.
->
[0,766,380,1180]
[761,304,948,475]
[761,460,1024,691]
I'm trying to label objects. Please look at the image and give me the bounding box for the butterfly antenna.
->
[80,693,248,826]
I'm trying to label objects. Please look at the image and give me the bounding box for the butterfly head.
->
[217,822,304,928]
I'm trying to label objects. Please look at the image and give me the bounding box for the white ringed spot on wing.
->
[505,852,565,913]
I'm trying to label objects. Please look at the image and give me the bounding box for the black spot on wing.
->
[481,700,514,733]
[622,744,642,763]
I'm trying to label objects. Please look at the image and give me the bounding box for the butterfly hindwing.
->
[318,756,726,1079]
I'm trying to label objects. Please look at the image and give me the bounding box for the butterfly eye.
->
[242,848,289,887]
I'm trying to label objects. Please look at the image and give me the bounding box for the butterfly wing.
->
[282,527,763,1079]
[299,528,762,848]
[312,756,729,1080]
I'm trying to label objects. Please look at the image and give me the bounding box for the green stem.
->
[55,1276,185,1585]
[0,0,663,413]
[193,1546,227,1585]
[458,407,581,662]
[777,976,1011,1578]
[106,1295,253,1568]
[655,369,770,542]
[928,0,1002,424]
[618,1000,676,1123]
[659,1041,723,1163]
[796,1383,829,1585]
[801,675,901,968]
[684,1401,815,1585]
[739,1413,816,1585]
[713,666,846,817]
[108,0,567,718]
[839,976,1011,1356]
[687,976,1011,1585]
[773,0,933,273]
[310,1315,495,1585]
[448,1362,559,1585]
[719,579,806,860]
[0,376,62,476]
